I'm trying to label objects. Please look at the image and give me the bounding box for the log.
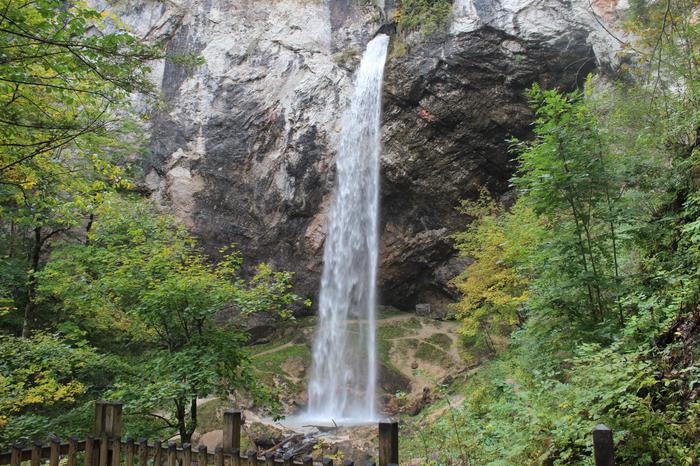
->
[111,437,121,466]
[167,442,176,466]
[126,438,135,466]
[31,441,41,466]
[85,435,95,466]
[183,443,192,466]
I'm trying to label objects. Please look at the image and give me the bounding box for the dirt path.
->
[252,341,295,358]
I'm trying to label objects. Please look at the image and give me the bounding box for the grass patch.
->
[378,324,409,340]
[252,344,310,371]
[395,338,420,354]
[400,317,423,330]
[378,306,406,319]
[378,338,407,378]
[415,342,446,362]
[248,335,294,355]
[426,333,452,351]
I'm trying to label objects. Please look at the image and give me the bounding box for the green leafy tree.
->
[0,0,159,336]
[0,332,112,449]
[451,189,537,353]
[510,84,628,326]
[39,196,301,442]
[0,0,158,179]
[419,3,700,463]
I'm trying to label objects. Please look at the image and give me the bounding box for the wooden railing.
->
[0,402,398,466]
[0,402,618,466]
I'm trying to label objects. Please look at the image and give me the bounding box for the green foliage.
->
[430,2,700,463]
[0,0,300,450]
[0,0,159,181]
[35,196,300,441]
[0,0,157,337]
[0,333,111,448]
[451,190,535,352]
[395,0,453,36]
[510,83,631,326]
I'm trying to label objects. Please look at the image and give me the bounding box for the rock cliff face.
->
[100,0,624,314]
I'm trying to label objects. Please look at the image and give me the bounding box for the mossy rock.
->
[196,398,236,434]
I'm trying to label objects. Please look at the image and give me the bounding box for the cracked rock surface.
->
[98,0,625,314]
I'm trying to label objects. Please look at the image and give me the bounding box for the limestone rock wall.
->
[99,0,625,314]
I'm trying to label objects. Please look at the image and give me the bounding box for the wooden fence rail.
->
[0,401,618,465]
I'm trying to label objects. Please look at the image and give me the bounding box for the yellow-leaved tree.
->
[450,189,539,353]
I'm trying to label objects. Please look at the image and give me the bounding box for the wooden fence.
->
[0,401,617,466]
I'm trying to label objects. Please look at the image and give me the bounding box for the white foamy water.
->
[302,34,390,424]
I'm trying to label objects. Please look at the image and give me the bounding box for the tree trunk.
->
[176,400,189,443]
[187,397,197,442]
[21,227,42,337]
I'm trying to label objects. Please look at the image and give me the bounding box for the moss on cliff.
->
[395,0,453,35]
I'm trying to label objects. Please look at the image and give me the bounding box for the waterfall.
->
[305,34,390,423]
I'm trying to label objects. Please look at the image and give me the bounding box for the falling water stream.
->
[303,34,390,424]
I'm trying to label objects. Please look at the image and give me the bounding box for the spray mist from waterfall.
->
[304,34,390,424]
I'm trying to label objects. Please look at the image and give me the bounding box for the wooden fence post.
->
[95,401,108,436]
[197,445,208,466]
[231,448,241,466]
[183,443,192,466]
[94,400,122,466]
[99,434,109,466]
[31,441,41,466]
[378,421,398,466]
[11,443,21,466]
[223,410,242,454]
[111,437,121,466]
[49,437,60,466]
[125,438,135,466]
[153,440,163,466]
[138,439,148,466]
[85,435,95,466]
[246,449,256,466]
[68,436,78,466]
[167,442,176,466]
[593,424,615,466]
[104,402,123,438]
